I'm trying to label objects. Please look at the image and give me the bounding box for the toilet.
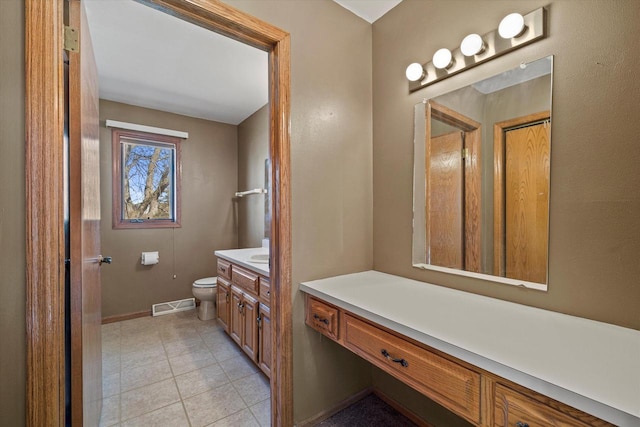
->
[192,277,217,320]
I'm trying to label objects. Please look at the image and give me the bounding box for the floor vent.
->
[152,297,196,317]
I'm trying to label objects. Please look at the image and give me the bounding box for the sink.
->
[248,254,269,264]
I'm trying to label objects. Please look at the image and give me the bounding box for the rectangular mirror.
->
[413,56,553,290]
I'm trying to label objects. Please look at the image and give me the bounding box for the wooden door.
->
[217,278,230,333]
[428,131,464,268]
[230,286,243,346]
[258,303,272,377]
[242,293,259,362]
[68,0,102,425]
[504,122,550,283]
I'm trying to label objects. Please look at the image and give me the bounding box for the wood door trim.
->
[493,111,550,277]
[426,101,482,270]
[25,1,292,425]
[25,1,66,425]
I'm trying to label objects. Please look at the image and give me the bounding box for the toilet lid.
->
[193,277,217,288]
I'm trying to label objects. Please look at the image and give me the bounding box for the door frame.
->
[25,0,292,425]
[426,100,482,271]
[493,110,550,277]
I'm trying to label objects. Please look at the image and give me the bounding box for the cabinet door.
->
[216,278,231,333]
[258,303,272,378]
[242,292,259,362]
[229,286,243,346]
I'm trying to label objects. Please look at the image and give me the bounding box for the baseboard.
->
[296,387,373,427]
[372,387,435,427]
[102,310,151,324]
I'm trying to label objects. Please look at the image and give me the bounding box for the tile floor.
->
[100,309,271,427]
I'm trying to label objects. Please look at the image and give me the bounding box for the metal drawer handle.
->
[313,313,329,325]
[381,349,409,367]
[220,267,226,272]
[516,422,529,427]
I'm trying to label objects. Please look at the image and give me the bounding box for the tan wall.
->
[0,0,26,424]
[373,1,640,423]
[99,100,239,318]
[226,0,375,422]
[237,104,269,248]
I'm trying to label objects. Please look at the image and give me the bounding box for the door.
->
[504,122,550,283]
[258,303,272,377]
[230,286,243,346]
[242,293,259,362]
[68,0,103,425]
[428,131,464,268]
[217,278,230,333]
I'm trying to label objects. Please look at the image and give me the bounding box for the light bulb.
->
[432,48,453,70]
[499,13,526,39]
[405,63,425,82]
[460,34,485,57]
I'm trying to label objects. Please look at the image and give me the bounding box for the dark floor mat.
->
[315,394,418,427]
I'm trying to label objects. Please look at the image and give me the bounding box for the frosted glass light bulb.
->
[405,63,425,82]
[499,13,526,39]
[432,48,453,70]
[460,34,485,57]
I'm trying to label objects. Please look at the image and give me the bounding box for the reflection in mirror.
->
[413,56,552,290]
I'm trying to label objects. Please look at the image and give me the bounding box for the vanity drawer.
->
[305,296,339,341]
[231,265,259,295]
[494,384,596,427]
[217,259,231,280]
[344,314,481,424]
[259,276,271,304]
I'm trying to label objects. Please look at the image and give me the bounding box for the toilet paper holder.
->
[141,251,160,265]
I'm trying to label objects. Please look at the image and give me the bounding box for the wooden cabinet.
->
[304,293,614,427]
[216,277,231,333]
[216,258,270,377]
[305,297,339,341]
[494,384,595,427]
[344,313,481,425]
[258,303,272,377]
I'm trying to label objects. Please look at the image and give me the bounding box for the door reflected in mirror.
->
[413,56,552,290]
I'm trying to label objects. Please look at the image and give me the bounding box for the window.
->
[112,128,182,228]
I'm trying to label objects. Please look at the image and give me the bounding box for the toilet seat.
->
[193,276,217,288]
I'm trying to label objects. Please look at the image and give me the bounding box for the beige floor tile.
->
[120,378,181,421]
[219,354,259,381]
[98,395,120,427]
[121,359,173,392]
[232,372,270,407]
[121,402,189,427]
[103,353,121,377]
[206,408,259,427]
[103,372,120,398]
[161,326,202,344]
[249,398,271,427]
[163,336,207,358]
[183,383,247,427]
[208,335,244,362]
[120,345,167,370]
[120,332,163,350]
[175,362,229,399]
[169,346,217,376]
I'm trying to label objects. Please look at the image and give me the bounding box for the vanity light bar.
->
[407,7,547,92]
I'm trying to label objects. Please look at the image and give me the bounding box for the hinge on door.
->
[64,26,79,52]
[462,148,469,159]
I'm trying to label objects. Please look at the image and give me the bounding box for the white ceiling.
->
[332,0,402,23]
[84,0,401,126]
[84,0,268,125]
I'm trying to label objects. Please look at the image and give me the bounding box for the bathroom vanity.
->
[215,248,271,378]
[301,271,640,427]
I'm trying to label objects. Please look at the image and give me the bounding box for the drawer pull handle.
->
[313,313,329,325]
[220,267,226,272]
[515,423,529,427]
[381,349,409,367]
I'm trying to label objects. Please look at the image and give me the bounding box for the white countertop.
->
[300,271,640,426]
[214,247,269,276]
